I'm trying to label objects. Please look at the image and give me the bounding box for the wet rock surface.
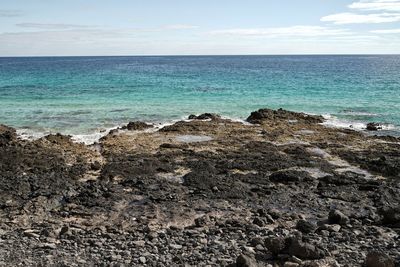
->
[366,122,382,131]
[0,108,399,266]
[122,121,153,131]
[188,113,221,121]
[246,108,324,124]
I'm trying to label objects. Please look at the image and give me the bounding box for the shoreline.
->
[0,108,399,266]
[11,111,400,146]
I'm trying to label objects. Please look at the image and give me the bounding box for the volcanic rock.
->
[366,123,382,131]
[246,108,324,124]
[365,251,395,267]
[123,121,153,131]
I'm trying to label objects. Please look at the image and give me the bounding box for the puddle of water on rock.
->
[230,169,258,175]
[175,135,213,143]
[307,147,331,159]
[157,173,185,184]
[157,167,191,184]
[335,167,376,180]
[328,157,352,168]
[298,167,332,179]
[295,129,315,135]
[306,146,379,180]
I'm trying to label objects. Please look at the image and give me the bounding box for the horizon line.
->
[1,53,400,58]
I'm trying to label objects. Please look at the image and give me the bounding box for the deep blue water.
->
[0,55,399,141]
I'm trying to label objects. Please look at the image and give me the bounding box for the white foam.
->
[322,114,367,130]
[342,111,378,117]
[17,129,49,141]
[71,132,108,145]
[220,115,253,125]
[16,126,118,145]
[322,114,397,132]
[14,112,399,146]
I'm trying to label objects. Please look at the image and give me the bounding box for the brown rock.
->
[246,108,324,124]
[365,251,395,267]
[123,121,152,131]
[366,122,382,131]
[188,113,221,121]
[328,210,349,225]
[0,124,17,145]
[236,254,259,267]
[287,237,325,260]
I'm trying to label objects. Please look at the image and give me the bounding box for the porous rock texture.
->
[0,108,399,266]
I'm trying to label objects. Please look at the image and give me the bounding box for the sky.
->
[0,0,400,56]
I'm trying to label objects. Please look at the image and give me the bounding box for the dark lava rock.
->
[246,108,324,124]
[365,251,395,267]
[0,124,16,145]
[336,149,400,178]
[59,225,70,237]
[159,143,189,149]
[44,133,74,145]
[380,206,400,225]
[91,161,102,171]
[264,236,287,255]
[366,123,382,131]
[122,121,152,131]
[1,109,400,266]
[269,170,312,184]
[250,237,264,247]
[328,210,349,225]
[287,237,325,260]
[188,113,221,120]
[194,215,210,227]
[268,208,282,219]
[252,217,267,227]
[296,219,317,234]
[235,254,259,267]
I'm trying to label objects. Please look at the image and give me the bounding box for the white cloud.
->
[371,28,400,33]
[16,23,96,29]
[163,24,199,30]
[349,0,400,12]
[0,9,22,17]
[209,26,350,37]
[321,12,400,24]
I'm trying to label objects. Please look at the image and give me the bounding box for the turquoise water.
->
[0,55,399,141]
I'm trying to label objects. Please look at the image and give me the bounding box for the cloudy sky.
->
[0,0,400,56]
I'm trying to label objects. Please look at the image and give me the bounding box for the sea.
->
[0,55,399,144]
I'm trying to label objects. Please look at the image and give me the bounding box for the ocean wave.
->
[340,109,378,117]
[16,129,49,141]
[16,127,112,145]
[322,114,398,132]
[71,131,111,145]
[194,86,227,92]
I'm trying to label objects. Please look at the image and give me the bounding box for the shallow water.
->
[1,55,399,142]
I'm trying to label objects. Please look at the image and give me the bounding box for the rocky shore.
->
[0,108,399,267]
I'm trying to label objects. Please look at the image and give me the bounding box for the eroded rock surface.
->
[0,108,399,266]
